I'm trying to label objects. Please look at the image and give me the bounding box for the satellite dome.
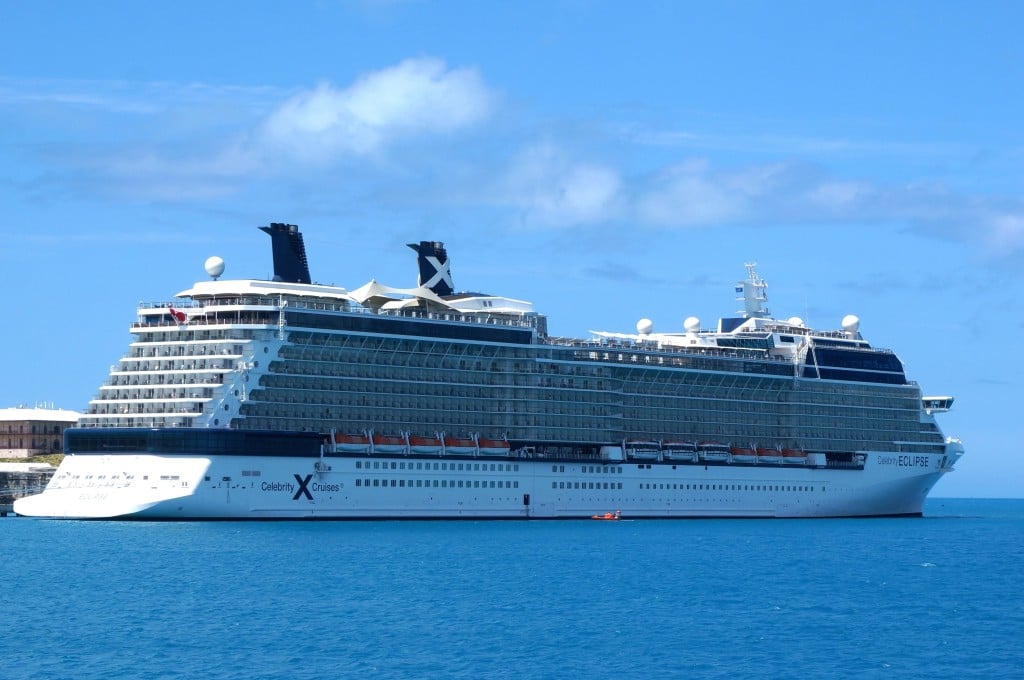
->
[841,314,861,334]
[205,256,225,280]
[684,316,700,333]
[788,316,804,327]
[636,318,654,335]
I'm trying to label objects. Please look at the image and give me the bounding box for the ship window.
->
[617,483,622,489]
[373,462,380,469]
[458,481,464,488]
[390,462,397,470]
[552,482,557,489]
[364,479,369,487]
[356,479,361,487]
[355,462,362,469]
[513,482,518,488]
[474,481,480,488]
[433,480,438,487]
[551,465,558,473]
[373,479,379,487]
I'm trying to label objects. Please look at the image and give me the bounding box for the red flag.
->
[168,307,187,323]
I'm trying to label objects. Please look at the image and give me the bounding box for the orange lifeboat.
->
[408,435,442,454]
[477,438,511,456]
[335,433,371,453]
[591,510,622,520]
[444,436,477,455]
[756,446,782,464]
[372,433,406,454]
[730,446,757,463]
[782,448,808,464]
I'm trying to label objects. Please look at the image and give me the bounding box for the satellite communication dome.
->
[684,316,700,333]
[788,316,804,327]
[205,256,225,280]
[841,314,861,333]
[636,318,654,335]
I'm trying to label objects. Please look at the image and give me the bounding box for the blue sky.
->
[1,1,1021,497]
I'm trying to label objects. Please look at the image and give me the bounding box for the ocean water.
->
[1,498,1022,680]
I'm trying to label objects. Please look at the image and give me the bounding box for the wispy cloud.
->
[259,58,496,162]
[492,143,622,227]
[4,64,1024,259]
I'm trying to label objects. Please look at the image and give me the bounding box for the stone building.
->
[1,406,81,458]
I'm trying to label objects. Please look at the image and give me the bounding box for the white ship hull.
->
[15,448,952,520]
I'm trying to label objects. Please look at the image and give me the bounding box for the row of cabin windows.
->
[355,478,519,489]
[553,481,624,490]
[356,460,520,472]
[637,483,821,492]
[553,465,623,474]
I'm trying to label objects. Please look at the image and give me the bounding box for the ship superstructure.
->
[16,223,963,519]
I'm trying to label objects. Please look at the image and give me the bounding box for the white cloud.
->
[495,144,622,227]
[259,58,496,161]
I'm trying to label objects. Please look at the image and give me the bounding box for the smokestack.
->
[259,223,311,284]
[406,241,454,296]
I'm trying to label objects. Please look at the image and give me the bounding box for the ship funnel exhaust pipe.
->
[260,223,311,284]
[407,241,453,296]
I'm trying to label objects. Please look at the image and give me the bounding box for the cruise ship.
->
[15,223,964,519]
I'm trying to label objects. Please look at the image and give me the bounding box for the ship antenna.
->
[737,262,770,319]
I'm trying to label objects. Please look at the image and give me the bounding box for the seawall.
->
[0,466,55,516]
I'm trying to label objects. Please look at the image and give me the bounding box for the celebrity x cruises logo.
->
[293,474,313,500]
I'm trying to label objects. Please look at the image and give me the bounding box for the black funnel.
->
[407,241,453,296]
[260,223,311,284]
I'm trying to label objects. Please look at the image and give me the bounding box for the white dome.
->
[205,256,225,279]
[787,316,804,327]
[636,318,654,335]
[684,316,700,333]
[841,314,861,333]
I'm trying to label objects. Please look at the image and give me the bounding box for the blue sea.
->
[1,498,1022,680]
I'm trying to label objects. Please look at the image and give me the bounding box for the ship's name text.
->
[876,455,930,468]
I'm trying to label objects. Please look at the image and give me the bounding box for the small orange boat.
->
[335,433,371,452]
[372,433,406,453]
[408,435,442,454]
[444,436,477,454]
[591,510,622,520]
[477,438,511,455]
